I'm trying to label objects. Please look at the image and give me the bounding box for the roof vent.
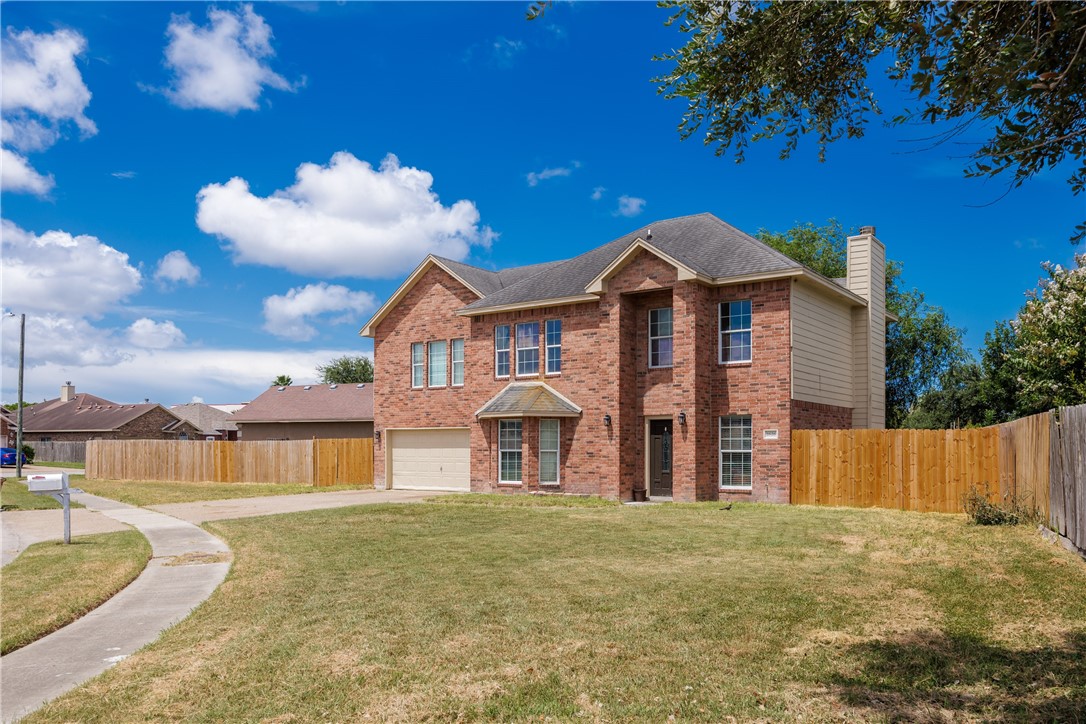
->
[859,225,876,235]
[277,386,285,391]
[645,228,652,240]
[329,383,337,390]
[304,385,312,390]
[356,383,366,388]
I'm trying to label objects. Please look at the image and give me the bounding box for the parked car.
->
[1,447,27,466]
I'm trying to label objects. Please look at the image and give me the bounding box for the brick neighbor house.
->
[361,213,887,503]
[23,383,202,442]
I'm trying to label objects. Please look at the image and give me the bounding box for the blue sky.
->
[1,2,1081,407]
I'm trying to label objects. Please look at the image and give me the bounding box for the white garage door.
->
[390,428,470,490]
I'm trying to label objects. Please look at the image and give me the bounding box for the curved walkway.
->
[0,493,231,723]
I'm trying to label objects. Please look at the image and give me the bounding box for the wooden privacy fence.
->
[28,441,87,464]
[792,404,1085,554]
[85,438,373,487]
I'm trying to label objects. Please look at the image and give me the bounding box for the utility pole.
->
[16,312,25,478]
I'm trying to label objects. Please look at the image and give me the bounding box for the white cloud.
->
[590,186,605,201]
[0,27,95,195]
[154,250,201,287]
[1,219,141,316]
[1,27,96,138]
[1,147,54,196]
[1,346,366,407]
[112,170,137,179]
[159,4,297,112]
[2,314,129,368]
[491,37,525,68]
[196,151,495,278]
[262,282,377,341]
[615,195,646,218]
[127,318,186,349]
[527,165,574,187]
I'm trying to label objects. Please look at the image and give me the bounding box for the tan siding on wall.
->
[790,280,854,408]
[237,421,373,441]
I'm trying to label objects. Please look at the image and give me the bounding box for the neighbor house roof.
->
[232,383,374,424]
[23,397,179,433]
[360,213,867,336]
[476,382,582,419]
[169,402,239,436]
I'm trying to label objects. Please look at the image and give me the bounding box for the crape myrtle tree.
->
[653,1,1086,243]
[317,355,374,385]
[757,220,967,428]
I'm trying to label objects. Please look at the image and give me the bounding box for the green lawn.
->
[0,479,83,511]
[26,499,1086,722]
[77,478,373,506]
[31,461,86,469]
[2,529,151,654]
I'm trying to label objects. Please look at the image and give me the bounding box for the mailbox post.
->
[27,473,81,544]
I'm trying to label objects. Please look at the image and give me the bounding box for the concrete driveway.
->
[1,464,85,479]
[149,488,448,524]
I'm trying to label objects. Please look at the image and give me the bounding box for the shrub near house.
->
[362,213,888,502]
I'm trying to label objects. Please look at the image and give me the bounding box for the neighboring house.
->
[231,383,374,440]
[1,406,16,447]
[169,402,240,440]
[361,213,889,502]
[23,382,202,442]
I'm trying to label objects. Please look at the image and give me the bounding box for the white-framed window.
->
[516,321,540,376]
[720,300,752,363]
[411,342,424,388]
[495,325,511,378]
[499,419,522,484]
[539,418,560,485]
[649,307,673,368]
[428,340,447,387]
[545,319,562,374]
[720,415,753,489]
[451,338,465,386]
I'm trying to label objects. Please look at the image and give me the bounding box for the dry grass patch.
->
[76,477,371,506]
[26,500,1086,722]
[1,529,150,654]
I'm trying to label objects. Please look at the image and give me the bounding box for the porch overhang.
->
[475,382,582,419]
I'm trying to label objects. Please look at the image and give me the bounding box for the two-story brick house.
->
[361,213,886,503]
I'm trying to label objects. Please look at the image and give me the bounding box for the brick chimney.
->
[846,228,886,429]
[61,381,75,402]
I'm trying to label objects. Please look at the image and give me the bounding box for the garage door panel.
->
[391,429,470,490]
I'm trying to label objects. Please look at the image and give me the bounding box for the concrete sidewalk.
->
[0,493,231,723]
[1,508,130,567]
[149,487,446,524]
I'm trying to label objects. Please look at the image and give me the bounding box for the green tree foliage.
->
[655,1,1086,242]
[1013,253,1086,410]
[758,220,966,427]
[272,375,293,387]
[316,355,374,385]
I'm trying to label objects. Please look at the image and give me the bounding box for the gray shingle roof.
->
[476,382,582,418]
[170,402,238,435]
[24,398,174,433]
[459,213,803,312]
[434,257,566,297]
[232,383,374,423]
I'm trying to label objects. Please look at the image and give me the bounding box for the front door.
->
[648,419,673,497]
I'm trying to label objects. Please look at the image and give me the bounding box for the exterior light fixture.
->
[374,429,381,444]
[603,414,612,426]
[678,410,687,426]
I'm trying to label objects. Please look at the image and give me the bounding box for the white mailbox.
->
[27,473,69,493]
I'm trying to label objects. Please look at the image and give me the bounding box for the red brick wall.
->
[791,400,853,430]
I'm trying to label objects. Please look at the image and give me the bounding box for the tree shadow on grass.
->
[826,630,1086,722]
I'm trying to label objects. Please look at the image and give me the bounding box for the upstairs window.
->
[649,307,673,368]
[545,319,562,374]
[428,340,447,387]
[411,342,424,388]
[516,322,540,376]
[451,338,465,386]
[495,325,510,378]
[720,300,752,363]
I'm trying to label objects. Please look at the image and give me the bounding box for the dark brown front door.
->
[649,419,673,497]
